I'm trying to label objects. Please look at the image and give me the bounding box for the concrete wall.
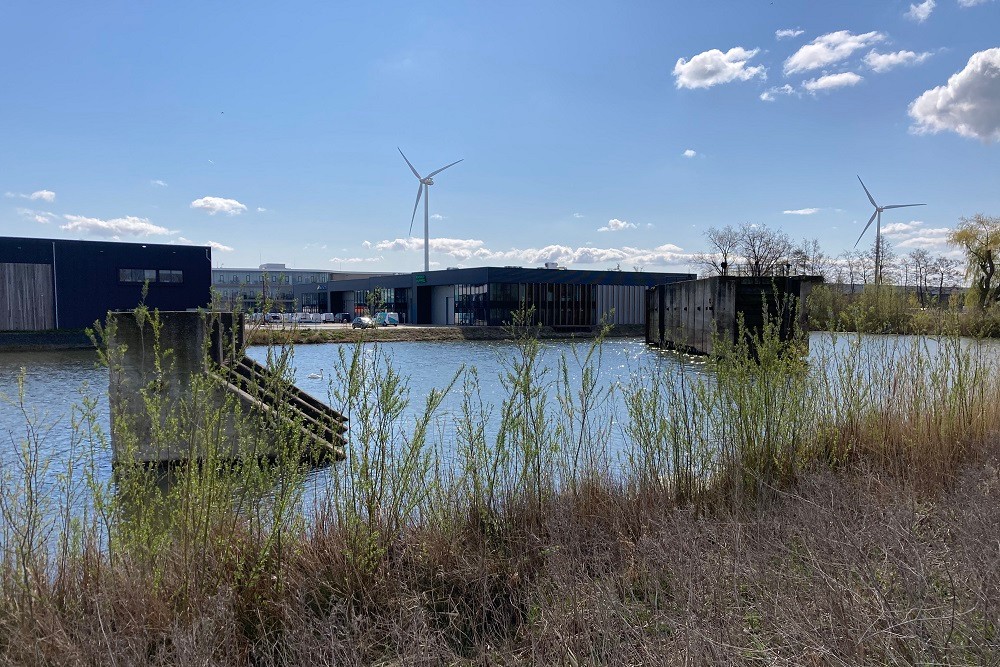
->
[647,276,818,356]
[431,285,452,325]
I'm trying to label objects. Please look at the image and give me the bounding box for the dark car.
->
[351,316,375,329]
[333,312,353,323]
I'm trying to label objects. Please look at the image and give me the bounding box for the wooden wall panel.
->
[0,262,55,330]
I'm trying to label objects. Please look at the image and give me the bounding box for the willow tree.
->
[950,214,1000,309]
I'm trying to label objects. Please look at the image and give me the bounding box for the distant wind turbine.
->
[854,176,925,284]
[398,148,463,273]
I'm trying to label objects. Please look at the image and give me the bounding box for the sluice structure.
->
[108,311,346,464]
[645,276,822,356]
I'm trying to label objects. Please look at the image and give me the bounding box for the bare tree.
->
[694,225,740,276]
[790,238,830,278]
[909,249,932,305]
[864,235,896,284]
[737,223,793,278]
[929,256,961,306]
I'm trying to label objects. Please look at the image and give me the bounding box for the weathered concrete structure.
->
[108,310,345,464]
[645,276,822,356]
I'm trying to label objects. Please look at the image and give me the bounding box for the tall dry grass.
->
[1,304,999,664]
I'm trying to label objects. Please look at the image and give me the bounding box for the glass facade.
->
[483,282,597,326]
[455,284,488,325]
[441,282,603,326]
[353,287,409,320]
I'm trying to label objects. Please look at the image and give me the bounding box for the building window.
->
[159,269,183,283]
[119,268,157,283]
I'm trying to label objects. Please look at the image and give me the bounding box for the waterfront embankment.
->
[0,329,92,351]
[246,323,644,345]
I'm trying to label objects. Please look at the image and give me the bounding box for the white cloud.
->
[150,179,168,188]
[683,149,697,158]
[206,240,234,253]
[673,47,766,89]
[598,218,638,232]
[784,30,885,75]
[572,213,584,218]
[362,240,373,249]
[374,237,487,260]
[760,84,796,101]
[905,0,936,22]
[257,207,267,213]
[958,0,991,6]
[908,48,1000,142]
[865,49,932,73]
[783,208,821,215]
[430,213,445,220]
[371,236,693,268]
[776,28,804,40]
[190,196,247,215]
[881,220,953,250]
[60,214,170,237]
[6,190,56,202]
[803,72,863,92]
[16,208,57,224]
[330,256,381,264]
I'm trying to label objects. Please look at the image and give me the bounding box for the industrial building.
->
[211,264,390,313]
[293,266,696,327]
[0,236,211,330]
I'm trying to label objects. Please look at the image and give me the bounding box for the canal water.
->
[2,333,997,520]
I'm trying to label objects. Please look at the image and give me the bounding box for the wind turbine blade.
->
[408,184,423,236]
[854,210,878,248]
[857,175,877,208]
[426,158,464,179]
[398,147,422,179]
[882,203,926,210]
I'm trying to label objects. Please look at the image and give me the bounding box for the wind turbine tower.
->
[398,148,463,273]
[854,176,925,284]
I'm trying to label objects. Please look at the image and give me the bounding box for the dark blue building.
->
[0,236,211,330]
[294,266,695,326]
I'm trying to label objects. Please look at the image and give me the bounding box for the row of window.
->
[212,273,329,285]
[119,268,184,284]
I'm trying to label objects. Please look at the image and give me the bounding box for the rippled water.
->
[3,333,998,521]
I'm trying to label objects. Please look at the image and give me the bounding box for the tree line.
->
[692,215,1000,309]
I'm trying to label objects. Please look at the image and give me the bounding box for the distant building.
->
[0,236,211,330]
[293,265,696,326]
[211,264,389,312]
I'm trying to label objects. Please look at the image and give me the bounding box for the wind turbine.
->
[398,148,463,273]
[854,176,925,284]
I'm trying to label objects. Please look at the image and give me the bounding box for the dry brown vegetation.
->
[1,460,997,665]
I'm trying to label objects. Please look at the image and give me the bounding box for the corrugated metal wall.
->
[0,262,55,330]
[596,284,646,325]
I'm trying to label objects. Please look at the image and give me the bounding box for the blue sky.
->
[2,1,999,272]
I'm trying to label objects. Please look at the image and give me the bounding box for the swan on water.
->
[307,369,324,379]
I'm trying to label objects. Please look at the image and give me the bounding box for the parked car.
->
[351,316,375,329]
[375,311,399,326]
[321,312,337,323]
[266,312,282,323]
[334,312,353,323]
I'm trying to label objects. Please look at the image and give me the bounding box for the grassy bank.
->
[247,323,645,346]
[1,311,999,664]
[809,283,1000,337]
